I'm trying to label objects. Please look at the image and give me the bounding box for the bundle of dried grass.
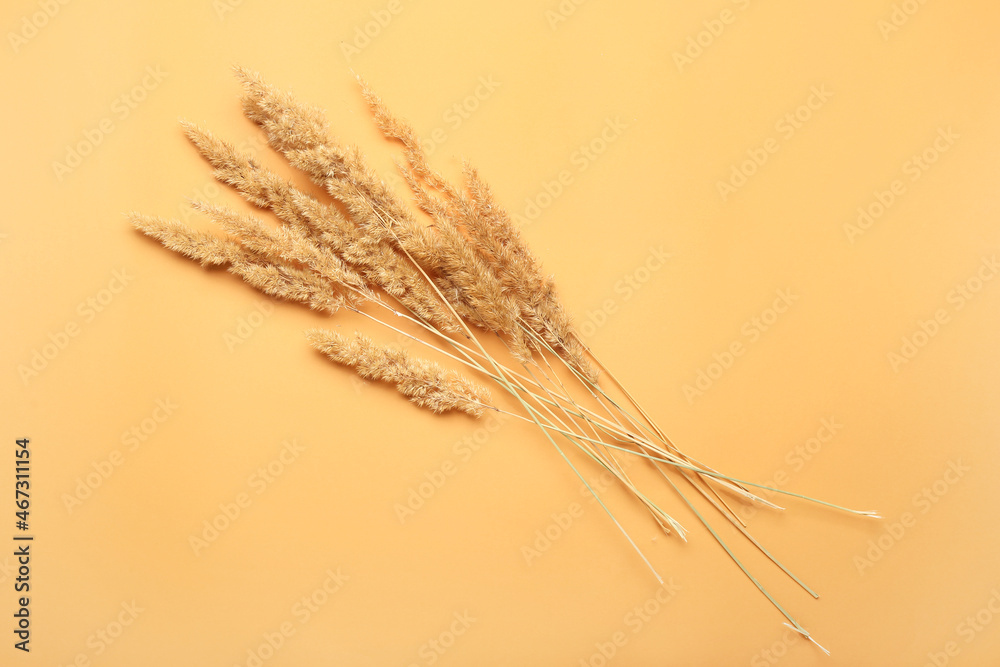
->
[130,67,877,651]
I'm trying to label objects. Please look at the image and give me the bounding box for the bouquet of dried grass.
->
[130,67,877,651]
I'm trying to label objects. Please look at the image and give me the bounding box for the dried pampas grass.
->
[306,329,490,417]
[129,67,877,651]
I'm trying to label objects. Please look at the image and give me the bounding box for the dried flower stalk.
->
[306,329,490,417]
[130,67,878,651]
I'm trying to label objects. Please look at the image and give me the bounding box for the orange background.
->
[3,1,1000,665]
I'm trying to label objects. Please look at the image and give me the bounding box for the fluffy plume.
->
[182,120,461,333]
[130,212,345,314]
[358,79,596,379]
[306,329,491,417]
[128,213,244,267]
[130,68,875,638]
[190,201,367,306]
[460,164,596,381]
[236,69,532,358]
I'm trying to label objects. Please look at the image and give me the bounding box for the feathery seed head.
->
[306,328,491,417]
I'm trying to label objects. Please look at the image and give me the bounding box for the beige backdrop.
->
[3,0,1000,665]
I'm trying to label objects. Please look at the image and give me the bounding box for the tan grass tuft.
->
[306,328,491,417]
[131,69,879,642]
[128,212,244,267]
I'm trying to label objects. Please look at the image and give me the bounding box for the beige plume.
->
[306,329,491,417]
